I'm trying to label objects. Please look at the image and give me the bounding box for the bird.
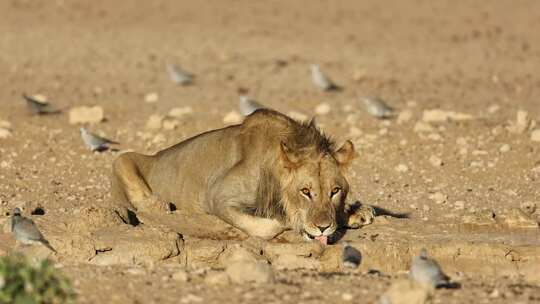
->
[361,96,395,119]
[310,64,340,91]
[22,93,61,115]
[342,242,362,268]
[166,64,194,85]
[80,127,119,152]
[239,95,266,116]
[410,248,450,288]
[11,207,57,253]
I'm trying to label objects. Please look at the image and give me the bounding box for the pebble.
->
[352,69,366,82]
[429,155,443,167]
[146,114,164,130]
[531,129,540,142]
[172,270,189,282]
[429,192,447,204]
[413,121,434,133]
[315,103,331,115]
[69,106,104,124]
[144,92,159,103]
[0,128,12,139]
[488,104,500,114]
[168,107,193,118]
[152,133,166,144]
[395,164,409,172]
[397,110,413,124]
[180,294,203,303]
[222,111,243,124]
[341,293,353,301]
[454,201,465,210]
[499,144,511,153]
[422,109,473,122]
[162,118,179,130]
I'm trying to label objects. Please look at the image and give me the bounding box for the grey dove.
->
[310,64,340,91]
[361,96,394,119]
[239,95,266,116]
[342,242,362,268]
[80,127,119,152]
[410,248,450,288]
[11,207,57,253]
[167,64,194,85]
[22,93,61,115]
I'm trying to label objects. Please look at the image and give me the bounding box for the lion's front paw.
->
[134,194,170,213]
[346,204,376,229]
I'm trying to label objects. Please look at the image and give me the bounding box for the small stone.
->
[352,69,366,82]
[422,205,430,211]
[489,289,500,298]
[315,103,331,115]
[429,155,443,167]
[287,111,308,122]
[341,293,353,301]
[488,105,500,114]
[69,106,104,124]
[180,294,203,303]
[499,144,511,153]
[126,268,146,275]
[454,201,465,210]
[520,202,536,215]
[226,260,274,284]
[0,128,12,139]
[429,192,447,204]
[152,133,166,144]
[204,271,230,285]
[531,129,540,142]
[144,92,159,103]
[223,111,243,124]
[472,150,488,156]
[146,114,164,130]
[397,110,413,124]
[172,270,189,282]
[414,121,434,133]
[162,118,179,130]
[168,107,193,118]
[395,164,409,172]
[422,109,473,123]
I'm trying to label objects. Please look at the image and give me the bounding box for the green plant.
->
[0,254,75,304]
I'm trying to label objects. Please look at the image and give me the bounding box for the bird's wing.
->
[18,218,45,240]
[91,133,120,145]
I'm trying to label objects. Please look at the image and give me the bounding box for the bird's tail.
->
[41,240,58,254]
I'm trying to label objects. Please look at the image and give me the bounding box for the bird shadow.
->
[437,282,461,289]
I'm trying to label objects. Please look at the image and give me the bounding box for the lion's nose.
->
[317,224,330,233]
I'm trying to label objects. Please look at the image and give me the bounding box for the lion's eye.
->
[300,188,312,198]
[330,187,341,197]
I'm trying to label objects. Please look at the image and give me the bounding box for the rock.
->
[352,69,366,82]
[499,144,511,153]
[180,294,203,303]
[315,103,331,115]
[341,293,353,301]
[507,110,534,134]
[380,279,433,304]
[168,107,193,118]
[146,114,164,130]
[204,271,230,285]
[0,128,12,139]
[454,201,465,210]
[395,164,409,172]
[144,92,159,103]
[500,208,538,228]
[172,270,189,282]
[520,202,537,215]
[397,110,413,124]
[152,133,166,144]
[69,106,104,124]
[223,111,242,124]
[422,109,473,123]
[287,111,308,122]
[428,156,443,167]
[428,192,447,204]
[162,118,179,130]
[531,129,540,142]
[488,104,500,114]
[413,121,434,133]
[226,260,274,284]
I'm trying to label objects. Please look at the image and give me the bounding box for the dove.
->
[11,207,57,253]
[310,64,340,91]
[361,96,395,119]
[22,93,61,115]
[167,64,194,85]
[239,95,266,116]
[342,242,362,268]
[80,127,119,152]
[410,248,450,288]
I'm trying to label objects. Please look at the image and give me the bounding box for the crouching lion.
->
[111,109,373,244]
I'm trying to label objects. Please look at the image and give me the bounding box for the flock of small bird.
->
[21,63,395,153]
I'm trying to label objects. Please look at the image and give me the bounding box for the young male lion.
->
[111,109,368,244]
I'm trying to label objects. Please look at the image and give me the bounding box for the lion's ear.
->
[334,140,355,166]
[280,141,300,167]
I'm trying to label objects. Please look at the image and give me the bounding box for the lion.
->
[111,109,373,244]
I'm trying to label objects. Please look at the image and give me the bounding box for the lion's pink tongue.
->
[314,235,328,245]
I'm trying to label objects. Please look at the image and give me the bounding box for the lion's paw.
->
[346,205,376,229]
[134,194,170,213]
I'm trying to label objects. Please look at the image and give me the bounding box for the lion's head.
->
[266,119,355,244]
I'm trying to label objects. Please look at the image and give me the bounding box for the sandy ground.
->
[0,0,540,303]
